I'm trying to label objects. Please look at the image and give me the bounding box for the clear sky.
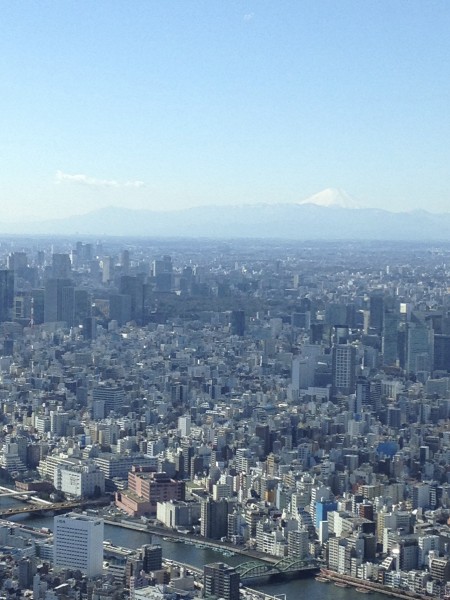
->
[1,0,450,220]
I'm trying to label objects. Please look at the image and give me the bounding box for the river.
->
[1,496,388,600]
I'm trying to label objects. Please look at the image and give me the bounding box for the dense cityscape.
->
[0,237,448,600]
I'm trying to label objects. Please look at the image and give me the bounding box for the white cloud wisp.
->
[55,171,145,189]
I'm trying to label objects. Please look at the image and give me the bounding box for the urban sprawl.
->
[0,238,449,600]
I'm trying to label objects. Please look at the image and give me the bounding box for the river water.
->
[2,496,388,600]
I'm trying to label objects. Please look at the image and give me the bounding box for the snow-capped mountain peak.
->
[298,188,363,209]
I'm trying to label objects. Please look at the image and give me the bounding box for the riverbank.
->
[319,568,427,600]
[4,507,391,600]
[104,517,279,565]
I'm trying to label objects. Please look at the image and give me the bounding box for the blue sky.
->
[1,1,450,219]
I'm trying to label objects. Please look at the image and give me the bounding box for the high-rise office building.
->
[120,275,144,324]
[230,310,245,336]
[53,512,103,577]
[7,252,27,272]
[17,559,34,589]
[434,334,450,372]
[74,289,91,325]
[200,498,229,539]
[31,289,45,325]
[382,310,399,366]
[102,256,115,283]
[152,256,172,277]
[406,319,433,374]
[203,562,240,600]
[152,256,172,292]
[0,270,14,322]
[120,249,131,273]
[93,385,125,417]
[332,344,356,396]
[75,242,93,265]
[110,294,132,325]
[356,377,370,408]
[50,408,69,437]
[325,302,347,327]
[369,291,384,333]
[44,278,74,325]
[52,253,72,279]
[141,544,162,572]
[178,415,191,437]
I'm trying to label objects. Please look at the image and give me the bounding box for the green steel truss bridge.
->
[235,557,319,580]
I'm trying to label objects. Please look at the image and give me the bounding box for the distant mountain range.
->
[2,188,450,240]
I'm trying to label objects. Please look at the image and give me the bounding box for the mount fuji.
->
[1,189,450,240]
[298,188,364,209]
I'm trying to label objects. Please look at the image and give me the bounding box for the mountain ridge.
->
[1,201,450,241]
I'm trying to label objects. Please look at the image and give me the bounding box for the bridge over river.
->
[0,496,110,517]
[235,557,319,582]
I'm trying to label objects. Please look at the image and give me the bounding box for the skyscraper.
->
[53,512,103,577]
[434,334,450,372]
[382,310,399,366]
[119,275,144,324]
[369,291,384,334]
[230,310,245,336]
[0,270,14,322]
[332,344,356,396]
[52,253,72,279]
[44,278,74,324]
[406,318,433,374]
[153,256,172,292]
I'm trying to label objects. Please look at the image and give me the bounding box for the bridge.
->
[0,497,110,518]
[0,500,84,517]
[0,490,36,498]
[235,557,319,581]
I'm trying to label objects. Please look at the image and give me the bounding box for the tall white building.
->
[178,415,191,437]
[53,513,103,577]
